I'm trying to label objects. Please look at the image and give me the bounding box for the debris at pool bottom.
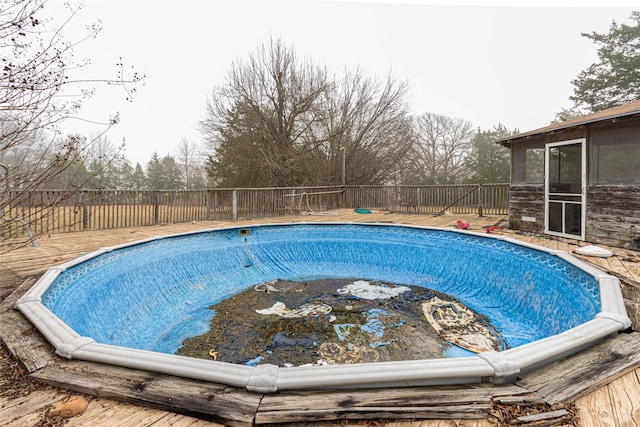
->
[422,296,506,354]
[176,278,506,367]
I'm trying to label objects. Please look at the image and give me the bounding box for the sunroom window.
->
[511,138,544,185]
[590,125,640,185]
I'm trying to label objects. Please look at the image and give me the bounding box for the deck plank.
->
[64,399,171,427]
[147,412,227,426]
[46,397,228,427]
[0,308,55,373]
[573,384,617,427]
[30,361,261,427]
[255,384,527,424]
[620,256,640,283]
[3,411,45,427]
[0,278,56,374]
[607,368,640,426]
[516,332,640,405]
[608,253,637,280]
[0,389,65,425]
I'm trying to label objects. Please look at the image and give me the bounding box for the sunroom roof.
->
[497,100,640,147]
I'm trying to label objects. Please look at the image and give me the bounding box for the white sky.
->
[47,0,637,165]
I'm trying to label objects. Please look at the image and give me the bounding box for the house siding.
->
[508,185,545,233]
[587,185,640,250]
[509,184,640,249]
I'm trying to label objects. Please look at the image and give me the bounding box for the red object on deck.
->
[456,220,470,229]
[486,225,501,233]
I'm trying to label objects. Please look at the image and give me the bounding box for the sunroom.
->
[497,100,640,250]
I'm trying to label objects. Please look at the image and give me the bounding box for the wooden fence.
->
[1,184,508,237]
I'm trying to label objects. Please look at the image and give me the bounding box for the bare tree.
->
[1,0,144,250]
[318,68,413,185]
[84,133,125,189]
[200,38,413,187]
[201,38,330,187]
[407,113,474,184]
[175,137,204,189]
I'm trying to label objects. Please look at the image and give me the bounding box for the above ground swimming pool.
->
[16,223,630,392]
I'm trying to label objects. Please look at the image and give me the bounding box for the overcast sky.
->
[48,0,637,166]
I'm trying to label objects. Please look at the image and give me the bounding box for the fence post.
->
[153,191,159,225]
[477,184,483,217]
[81,191,88,230]
[205,190,212,220]
[232,189,237,221]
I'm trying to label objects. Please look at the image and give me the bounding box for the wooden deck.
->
[2,209,640,426]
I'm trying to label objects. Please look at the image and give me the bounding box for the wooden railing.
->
[1,184,509,236]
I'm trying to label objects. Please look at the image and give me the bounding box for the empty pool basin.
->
[16,223,630,392]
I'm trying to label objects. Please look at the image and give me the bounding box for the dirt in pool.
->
[176,278,501,367]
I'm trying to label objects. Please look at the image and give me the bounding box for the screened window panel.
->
[511,138,544,185]
[590,126,640,185]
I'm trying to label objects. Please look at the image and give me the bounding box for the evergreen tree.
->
[161,155,183,189]
[114,161,134,189]
[131,163,146,189]
[464,124,513,184]
[570,11,640,112]
[144,152,184,189]
[145,152,164,189]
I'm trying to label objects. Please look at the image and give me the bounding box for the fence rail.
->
[2,184,509,237]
